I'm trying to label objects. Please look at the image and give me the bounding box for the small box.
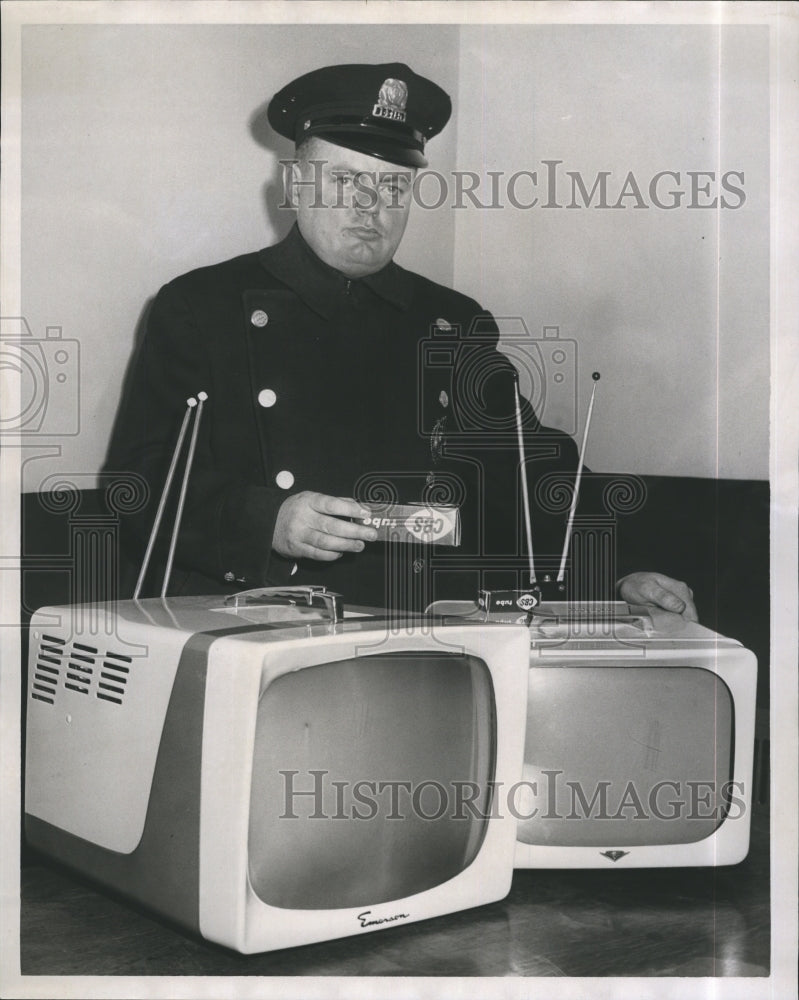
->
[478,589,542,620]
[356,502,461,546]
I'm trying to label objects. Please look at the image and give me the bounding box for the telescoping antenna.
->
[513,375,536,586]
[513,371,600,588]
[479,371,599,618]
[133,391,208,600]
[557,372,600,584]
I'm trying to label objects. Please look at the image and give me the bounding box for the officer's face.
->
[291,139,415,278]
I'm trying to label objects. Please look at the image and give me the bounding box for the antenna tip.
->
[197,391,208,401]
[187,397,198,407]
[592,371,601,381]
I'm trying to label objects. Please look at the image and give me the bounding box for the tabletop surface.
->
[18,805,770,979]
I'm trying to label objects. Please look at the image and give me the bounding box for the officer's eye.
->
[379,178,409,203]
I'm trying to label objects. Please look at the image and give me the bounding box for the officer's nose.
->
[353,175,380,215]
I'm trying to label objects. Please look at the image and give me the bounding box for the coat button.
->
[412,558,425,573]
[290,563,298,576]
[258,388,277,408]
[224,571,235,582]
[439,390,449,408]
[276,470,295,490]
[250,309,269,328]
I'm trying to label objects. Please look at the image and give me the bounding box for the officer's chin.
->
[339,244,391,276]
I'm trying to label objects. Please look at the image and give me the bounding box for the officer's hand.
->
[272,492,379,561]
[617,571,698,622]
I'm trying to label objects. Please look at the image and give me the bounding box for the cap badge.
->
[372,78,408,123]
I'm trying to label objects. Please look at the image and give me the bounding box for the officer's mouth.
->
[345,226,383,242]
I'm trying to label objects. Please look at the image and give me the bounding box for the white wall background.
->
[18,21,769,491]
[452,23,769,479]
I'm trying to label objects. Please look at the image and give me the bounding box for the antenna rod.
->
[133,396,197,600]
[161,391,207,598]
[558,372,600,582]
[514,374,536,585]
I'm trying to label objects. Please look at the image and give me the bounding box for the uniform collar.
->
[258,223,413,319]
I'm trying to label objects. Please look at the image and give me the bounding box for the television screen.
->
[249,651,495,909]
[518,665,734,847]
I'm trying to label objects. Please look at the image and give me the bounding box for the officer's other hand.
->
[617,571,698,622]
[272,492,379,561]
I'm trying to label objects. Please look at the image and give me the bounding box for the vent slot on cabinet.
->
[31,634,66,705]
[41,634,66,647]
[66,643,96,696]
[96,649,134,705]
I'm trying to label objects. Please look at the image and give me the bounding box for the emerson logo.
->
[357,909,410,928]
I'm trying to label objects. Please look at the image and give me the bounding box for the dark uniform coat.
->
[106,224,579,610]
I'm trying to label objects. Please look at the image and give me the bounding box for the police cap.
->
[267,62,451,168]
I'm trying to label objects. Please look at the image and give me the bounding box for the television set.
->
[427,599,758,868]
[24,587,531,953]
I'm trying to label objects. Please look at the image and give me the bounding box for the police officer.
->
[106,62,696,619]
